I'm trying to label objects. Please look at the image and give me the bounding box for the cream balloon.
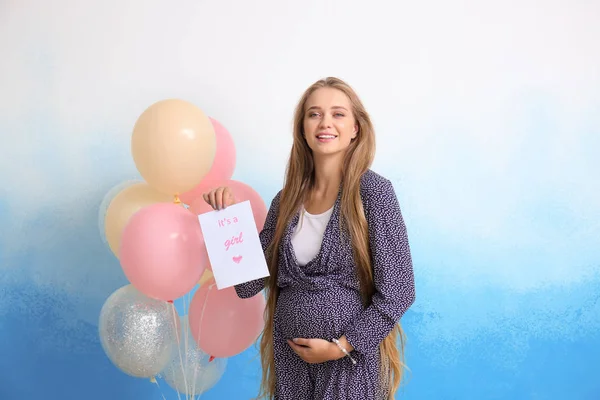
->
[104,182,176,257]
[131,99,217,195]
[99,179,142,245]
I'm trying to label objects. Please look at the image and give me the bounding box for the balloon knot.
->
[167,300,173,303]
[209,355,215,362]
[173,194,182,205]
[150,376,157,383]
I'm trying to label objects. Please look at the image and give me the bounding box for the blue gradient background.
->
[1,0,599,399]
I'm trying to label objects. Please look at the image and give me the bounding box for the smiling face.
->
[302,87,358,158]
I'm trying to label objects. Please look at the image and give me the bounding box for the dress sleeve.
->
[343,179,416,355]
[234,191,281,299]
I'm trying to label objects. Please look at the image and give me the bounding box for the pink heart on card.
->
[232,255,243,264]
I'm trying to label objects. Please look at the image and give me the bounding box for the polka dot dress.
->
[235,170,416,400]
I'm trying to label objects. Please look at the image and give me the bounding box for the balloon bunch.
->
[98,99,267,397]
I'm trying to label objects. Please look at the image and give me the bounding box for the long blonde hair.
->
[257,77,407,399]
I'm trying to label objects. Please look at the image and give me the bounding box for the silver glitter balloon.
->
[99,284,179,378]
[161,315,227,395]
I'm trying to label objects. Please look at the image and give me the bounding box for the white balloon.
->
[161,315,227,395]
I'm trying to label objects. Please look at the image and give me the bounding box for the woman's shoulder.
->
[269,189,283,207]
[360,169,395,192]
[359,169,398,206]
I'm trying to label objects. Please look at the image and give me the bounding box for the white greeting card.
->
[198,200,270,290]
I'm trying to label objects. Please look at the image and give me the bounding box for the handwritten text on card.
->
[198,200,270,289]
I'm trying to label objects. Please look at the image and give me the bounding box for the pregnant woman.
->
[203,77,416,400]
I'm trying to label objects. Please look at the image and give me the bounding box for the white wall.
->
[1,0,599,398]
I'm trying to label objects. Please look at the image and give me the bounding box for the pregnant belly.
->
[274,286,364,340]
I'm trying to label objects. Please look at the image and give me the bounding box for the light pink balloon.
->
[186,179,268,233]
[180,117,236,205]
[225,179,268,232]
[188,196,215,216]
[188,282,265,358]
[187,198,214,271]
[206,117,236,181]
[119,203,208,301]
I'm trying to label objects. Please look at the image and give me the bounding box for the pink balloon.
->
[187,198,214,271]
[188,282,265,358]
[207,117,236,180]
[119,203,208,301]
[228,180,267,231]
[180,117,236,205]
[186,179,268,233]
[188,196,214,216]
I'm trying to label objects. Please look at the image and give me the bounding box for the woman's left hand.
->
[287,338,342,364]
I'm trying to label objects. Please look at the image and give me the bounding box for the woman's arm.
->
[342,177,416,355]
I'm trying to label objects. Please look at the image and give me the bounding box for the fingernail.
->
[292,338,298,343]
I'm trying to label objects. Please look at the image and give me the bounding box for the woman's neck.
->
[312,154,343,194]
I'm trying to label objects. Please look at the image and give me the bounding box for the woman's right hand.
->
[203,187,236,210]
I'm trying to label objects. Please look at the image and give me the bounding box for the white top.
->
[290,205,334,266]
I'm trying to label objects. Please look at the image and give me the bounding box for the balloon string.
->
[191,282,214,398]
[169,314,183,400]
[182,292,188,396]
[171,304,189,399]
[183,291,191,397]
[169,362,182,400]
[151,376,168,400]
